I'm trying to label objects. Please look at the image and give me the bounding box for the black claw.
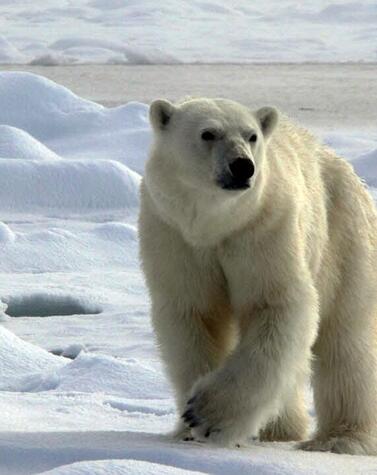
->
[182,408,201,428]
[182,409,193,420]
[187,395,197,405]
[236,443,241,448]
[183,436,194,441]
[205,429,211,438]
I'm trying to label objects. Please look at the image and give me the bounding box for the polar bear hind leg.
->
[299,305,377,455]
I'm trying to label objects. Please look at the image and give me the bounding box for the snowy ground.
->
[1,1,377,64]
[0,70,376,474]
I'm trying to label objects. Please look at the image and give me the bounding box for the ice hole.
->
[3,293,102,317]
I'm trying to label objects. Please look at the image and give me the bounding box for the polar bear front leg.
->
[152,298,235,440]
[139,188,236,441]
[182,282,319,446]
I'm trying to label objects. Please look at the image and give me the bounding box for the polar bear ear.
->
[255,106,279,138]
[149,99,175,131]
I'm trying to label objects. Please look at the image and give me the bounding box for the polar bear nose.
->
[229,158,255,181]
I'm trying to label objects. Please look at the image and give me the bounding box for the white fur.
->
[139,98,377,454]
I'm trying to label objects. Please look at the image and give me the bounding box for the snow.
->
[0,325,65,391]
[0,72,150,174]
[40,460,205,475]
[0,125,61,160]
[0,1,376,65]
[0,71,376,474]
[0,159,140,215]
[352,149,377,188]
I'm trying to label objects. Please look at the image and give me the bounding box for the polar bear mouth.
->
[220,181,250,191]
[216,173,251,191]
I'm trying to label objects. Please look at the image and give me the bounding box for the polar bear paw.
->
[169,422,196,442]
[298,433,377,455]
[181,372,253,446]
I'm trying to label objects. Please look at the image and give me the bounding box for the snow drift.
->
[0,72,145,217]
[20,352,168,398]
[0,325,65,391]
[0,159,140,214]
[0,72,150,174]
[0,125,60,161]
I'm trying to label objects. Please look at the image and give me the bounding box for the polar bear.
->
[139,97,377,455]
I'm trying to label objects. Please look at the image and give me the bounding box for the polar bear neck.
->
[178,191,261,247]
[145,160,268,248]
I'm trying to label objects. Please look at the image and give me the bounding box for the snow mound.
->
[0,125,60,160]
[0,221,139,273]
[0,298,8,321]
[51,343,87,359]
[0,159,140,214]
[29,52,77,66]
[21,352,168,398]
[0,72,150,175]
[0,222,15,244]
[39,459,203,475]
[324,132,377,161]
[93,222,137,242]
[50,37,128,54]
[0,325,65,391]
[0,72,102,138]
[352,149,377,188]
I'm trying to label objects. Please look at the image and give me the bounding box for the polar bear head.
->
[148,98,279,194]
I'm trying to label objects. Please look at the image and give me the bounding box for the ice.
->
[0,1,376,65]
[0,71,375,474]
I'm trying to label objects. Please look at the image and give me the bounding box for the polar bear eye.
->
[249,133,258,143]
[201,131,216,141]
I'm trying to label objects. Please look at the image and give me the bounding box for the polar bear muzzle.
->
[229,158,255,181]
[218,157,255,190]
